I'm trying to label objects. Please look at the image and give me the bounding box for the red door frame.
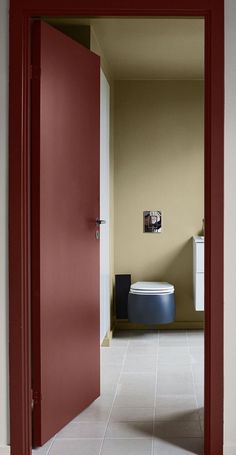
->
[9,1,224,455]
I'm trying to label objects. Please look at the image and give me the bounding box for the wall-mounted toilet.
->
[128,281,175,324]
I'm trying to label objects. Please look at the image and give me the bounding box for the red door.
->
[31,21,100,447]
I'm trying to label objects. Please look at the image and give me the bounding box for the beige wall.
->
[114,80,204,323]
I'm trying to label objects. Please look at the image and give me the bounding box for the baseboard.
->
[223,444,236,455]
[0,446,10,455]
[101,329,113,347]
[114,319,204,330]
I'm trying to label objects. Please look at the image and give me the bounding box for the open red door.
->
[31,21,100,447]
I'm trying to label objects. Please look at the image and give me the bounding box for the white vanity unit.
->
[193,236,204,311]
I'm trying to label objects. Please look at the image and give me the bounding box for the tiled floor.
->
[33,330,204,455]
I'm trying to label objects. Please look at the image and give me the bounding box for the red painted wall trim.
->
[9,11,32,455]
[9,1,224,454]
[204,6,224,454]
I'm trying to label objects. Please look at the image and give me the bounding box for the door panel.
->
[31,21,100,446]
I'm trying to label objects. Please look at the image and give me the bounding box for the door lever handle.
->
[96,218,106,225]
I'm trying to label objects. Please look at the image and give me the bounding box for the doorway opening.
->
[32,16,203,455]
[8,2,224,455]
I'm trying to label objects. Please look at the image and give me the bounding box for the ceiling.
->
[47,17,204,80]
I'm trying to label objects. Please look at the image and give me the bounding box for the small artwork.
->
[143,211,162,233]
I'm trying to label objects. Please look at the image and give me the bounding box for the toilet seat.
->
[130,281,174,295]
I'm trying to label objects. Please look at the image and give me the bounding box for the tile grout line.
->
[33,431,56,454]
[52,436,157,440]
[45,435,57,455]
[186,330,204,437]
[97,333,131,455]
[32,434,56,455]
[45,434,204,440]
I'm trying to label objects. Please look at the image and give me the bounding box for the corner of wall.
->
[109,83,115,331]
[90,27,112,83]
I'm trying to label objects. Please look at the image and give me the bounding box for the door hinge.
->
[31,389,41,410]
[30,64,41,80]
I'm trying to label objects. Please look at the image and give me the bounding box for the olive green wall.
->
[114,80,204,323]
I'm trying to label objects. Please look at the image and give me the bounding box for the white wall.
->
[0,0,10,453]
[224,1,236,454]
[100,69,110,343]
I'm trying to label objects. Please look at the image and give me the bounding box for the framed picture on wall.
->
[143,210,162,233]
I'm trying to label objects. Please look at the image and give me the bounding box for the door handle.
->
[96,218,106,225]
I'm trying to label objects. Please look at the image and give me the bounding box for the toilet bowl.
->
[128,281,175,324]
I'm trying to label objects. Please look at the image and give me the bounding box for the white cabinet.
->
[193,236,204,311]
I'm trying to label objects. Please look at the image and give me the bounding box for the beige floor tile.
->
[100,381,118,395]
[35,330,204,455]
[101,347,126,366]
[154,420,202,438]
[157,364,193,378]
[159,331,187,346]
[115,384,156,408]
[93,392,116,407]
[117,381,156,396]
[155,407,200,422]
[111,331,131,346]
[158,347,192,365]
[195,385,204,407]
[198,407,204,421]
[191,364,204,385]
[187,331,204,347]
[126,344,157,356]
[56,422,107,439]
[49,439,102,455]
[155,395,199,420]
[114,391,155,408]
[110,406,154,422]
[187,330,204,336]
[100,438,153,455]
[118,372,156,387]
[157,379,195,396]
[101,366,121,386]
[105,421,153,439]
[129,330,157,341]
[32,438,54,454]
[123,355,156,373]
[73,405,111,422]
[188,339,204,347]
[189,347,204,363]
[153,437,204,455]
[157,365,195,395]
[200,419,204,435]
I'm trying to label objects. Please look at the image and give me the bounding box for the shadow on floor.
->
[123,408,204,455]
